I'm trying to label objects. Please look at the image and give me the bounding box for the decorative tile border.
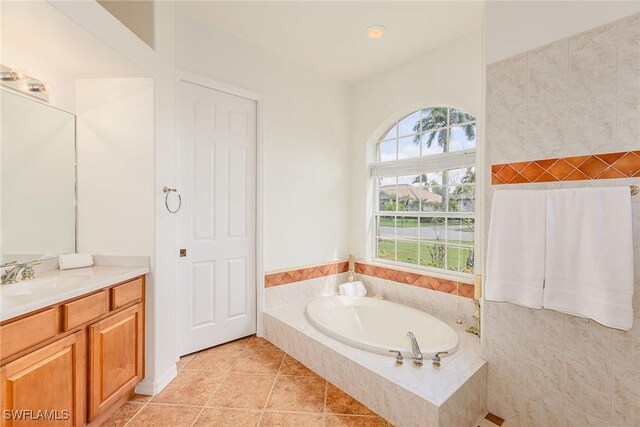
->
[491,151,640,185]
[264,261,349,287]
[264,260,475,299]
[355,262,474,299]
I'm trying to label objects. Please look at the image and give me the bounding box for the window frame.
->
[370,107,477,279]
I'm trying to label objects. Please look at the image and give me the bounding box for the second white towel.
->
[485,190,546,308]
[543,187,634,331]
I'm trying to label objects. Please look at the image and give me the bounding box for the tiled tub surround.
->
[264,260,476,300]
[264,261,349,287]
[264,263,477,328]
[264,272,350,310]
[484,13,640,427]
[263,301,486,427]
[355,262,476,299]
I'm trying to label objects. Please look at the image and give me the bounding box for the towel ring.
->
[163,186,182,214]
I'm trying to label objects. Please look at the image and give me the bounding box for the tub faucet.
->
[407,332,423,366]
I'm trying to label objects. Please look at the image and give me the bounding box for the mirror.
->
[1,90,76,263]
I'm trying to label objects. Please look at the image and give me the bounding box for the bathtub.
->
[306,295,458,358]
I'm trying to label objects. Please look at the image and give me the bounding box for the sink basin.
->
[0,275,90,297]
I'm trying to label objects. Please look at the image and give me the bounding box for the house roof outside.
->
[380,184,442,203]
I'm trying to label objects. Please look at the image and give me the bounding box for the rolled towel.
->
[59,253,94,270]
[339,281,367,297]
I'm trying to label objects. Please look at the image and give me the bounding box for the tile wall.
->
[264,261,349,287]
[484,13,640,426]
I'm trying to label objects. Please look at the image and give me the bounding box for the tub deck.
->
[263,298,487,427]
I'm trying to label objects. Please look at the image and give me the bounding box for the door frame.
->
[174,70,264,361]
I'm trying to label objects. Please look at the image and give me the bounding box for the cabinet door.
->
[88,303,143,421]
[0,331,85,427]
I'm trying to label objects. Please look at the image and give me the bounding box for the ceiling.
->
[176,1,484,83]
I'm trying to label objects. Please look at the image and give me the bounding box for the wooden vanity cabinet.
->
[0,275,145,426]
[0,332,85,427]
[88,303,143,420]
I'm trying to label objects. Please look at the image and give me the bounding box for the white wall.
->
[350,30,484,261]
[75,78,154,257]
[49,0,178,394]
[485,0,640,64]
[175,15,352,273]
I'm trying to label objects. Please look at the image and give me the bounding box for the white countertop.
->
[0,265,149,322]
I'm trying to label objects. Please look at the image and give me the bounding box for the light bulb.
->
[27,83,48,93]
[0,70,24,82]
[366,25,386,39]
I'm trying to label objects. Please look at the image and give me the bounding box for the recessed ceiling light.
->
[366,25,386,40]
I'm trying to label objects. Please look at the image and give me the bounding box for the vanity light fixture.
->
[27,83,48,93]
[0,69,23,82]
[0,64,49,102]
[366,25,386,39]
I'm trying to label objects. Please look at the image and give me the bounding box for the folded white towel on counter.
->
[339,281,367,297]
[543,187,634,331]
[485,190,547,309]
[59,253,94,270]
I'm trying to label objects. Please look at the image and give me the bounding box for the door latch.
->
[179,248,187,257]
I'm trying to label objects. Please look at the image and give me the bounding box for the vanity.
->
[0,84,149,425]
[0,269,147,426]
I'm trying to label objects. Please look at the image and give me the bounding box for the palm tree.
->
[411,107,476,211]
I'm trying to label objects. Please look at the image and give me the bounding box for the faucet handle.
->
[388,350,404,365]
[21,266,36,280]
[432,351,449,368]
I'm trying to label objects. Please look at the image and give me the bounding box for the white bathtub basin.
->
[306,295,458,358]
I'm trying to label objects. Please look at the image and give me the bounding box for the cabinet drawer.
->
[63,291,109,331]
[0,308,58,359]
[110,277,143,309]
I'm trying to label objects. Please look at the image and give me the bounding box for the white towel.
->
[543,187,634,331]
[339,281,367,297]
[485,190,546,308]
[59,253,94,270]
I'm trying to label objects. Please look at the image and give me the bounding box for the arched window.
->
[371,107,476,276]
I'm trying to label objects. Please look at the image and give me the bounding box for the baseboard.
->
[134,363,177,395]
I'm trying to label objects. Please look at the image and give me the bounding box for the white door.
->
[177,79,257,356]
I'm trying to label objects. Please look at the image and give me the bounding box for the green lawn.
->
[377,239,473,273]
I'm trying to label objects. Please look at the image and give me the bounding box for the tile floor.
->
[101,336,389,426]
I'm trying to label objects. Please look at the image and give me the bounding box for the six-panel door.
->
[88,303,143,421]
[177,80,257,356]
[0,331,85,427]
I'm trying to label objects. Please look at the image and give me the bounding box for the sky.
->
[378,108,477,162]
